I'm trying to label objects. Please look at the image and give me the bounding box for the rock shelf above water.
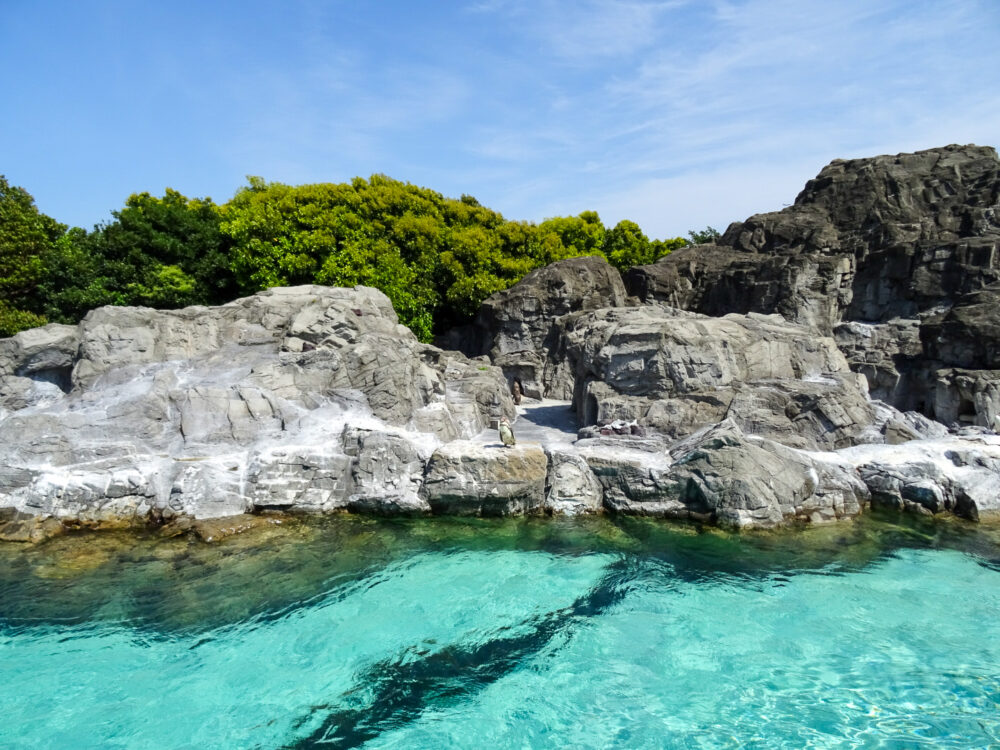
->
[3,144,1000,540]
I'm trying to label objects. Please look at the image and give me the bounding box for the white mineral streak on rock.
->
[833,435,1000,519]
[0,286,515,534]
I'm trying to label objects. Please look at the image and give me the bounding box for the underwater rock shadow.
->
[281,557,641,749]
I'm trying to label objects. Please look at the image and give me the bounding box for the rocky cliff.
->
[3,144,1000,540]
[623,145,1000,429]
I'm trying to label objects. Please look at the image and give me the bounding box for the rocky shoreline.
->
[2,144,999,541]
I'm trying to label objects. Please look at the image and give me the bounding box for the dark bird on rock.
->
[499,417,516,447]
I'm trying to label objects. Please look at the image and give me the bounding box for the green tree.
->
[687,225,721,245]
[602,220,650,270]
[222,175,548,340]
[538,211,606,259]
[37,189,235,324]
[0,176,64,335]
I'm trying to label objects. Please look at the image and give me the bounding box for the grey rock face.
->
[422,442,548,516]
[555,304,883,450]
[930,369,1000,431]
[0,323,78,382]
[248,444,354,514]
[576,420,868,528]
[623,145,1000,428]
[543,447,604,515]
[0,324,78,413]
[0,286,514,531]
[841,436,1000,521]
[625,145,1000,333]
[624,246,855,334]
[7,145,1000,537]
[920,286,1000,370]
[833,319,924,405]
[343,427,432,515]
[459,256,629,399]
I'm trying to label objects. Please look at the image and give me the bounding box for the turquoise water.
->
[2,514,1000,748]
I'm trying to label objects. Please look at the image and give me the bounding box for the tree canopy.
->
[2,174,691,341]
[0,176,63,336]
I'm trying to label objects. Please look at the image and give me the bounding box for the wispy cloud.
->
[472,0,687,60]
[4,0,999,234]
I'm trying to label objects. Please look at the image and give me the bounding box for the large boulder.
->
[543,447,604,515]
[421,442,548,516]
[576,420,869,528]
[556,305,887,449]
[840,436,1000,521]
[0,323,78,413]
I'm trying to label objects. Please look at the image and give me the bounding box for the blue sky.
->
[3,0,999,240]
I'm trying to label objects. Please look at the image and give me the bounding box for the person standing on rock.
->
[499,416,516,447]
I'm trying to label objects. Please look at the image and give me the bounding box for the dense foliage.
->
[0,176,64,336]
[1,174,690,341]
[35,190,235,325]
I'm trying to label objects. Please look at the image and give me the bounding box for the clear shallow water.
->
[2,514,1000,749]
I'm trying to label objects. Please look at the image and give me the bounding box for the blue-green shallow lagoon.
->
[2,514,1000,749]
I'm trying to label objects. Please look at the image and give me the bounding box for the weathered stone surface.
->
[543,447,603,515]
[247,444,354,513]
[625,145,1000,333]
[457,256,629,399]
[169,458,248,519]
[0,323,78,381]
[576,420,868,528]
[0,286,514,528]
[422,442,548,516]
[921,286,1000,370]
[834,319,924,406]
[841,436,1000,521]
[624,145,1000,425]
[930,369,1000,430]
[665,422,868,528]
[6,146,1000,535]
[0,323,78,413]
[625,245,855,334]
[343,427,433,515]
[556,305,883,449]
[575,438,684,518]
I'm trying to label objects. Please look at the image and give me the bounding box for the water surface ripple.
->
[2,513,1000,748]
